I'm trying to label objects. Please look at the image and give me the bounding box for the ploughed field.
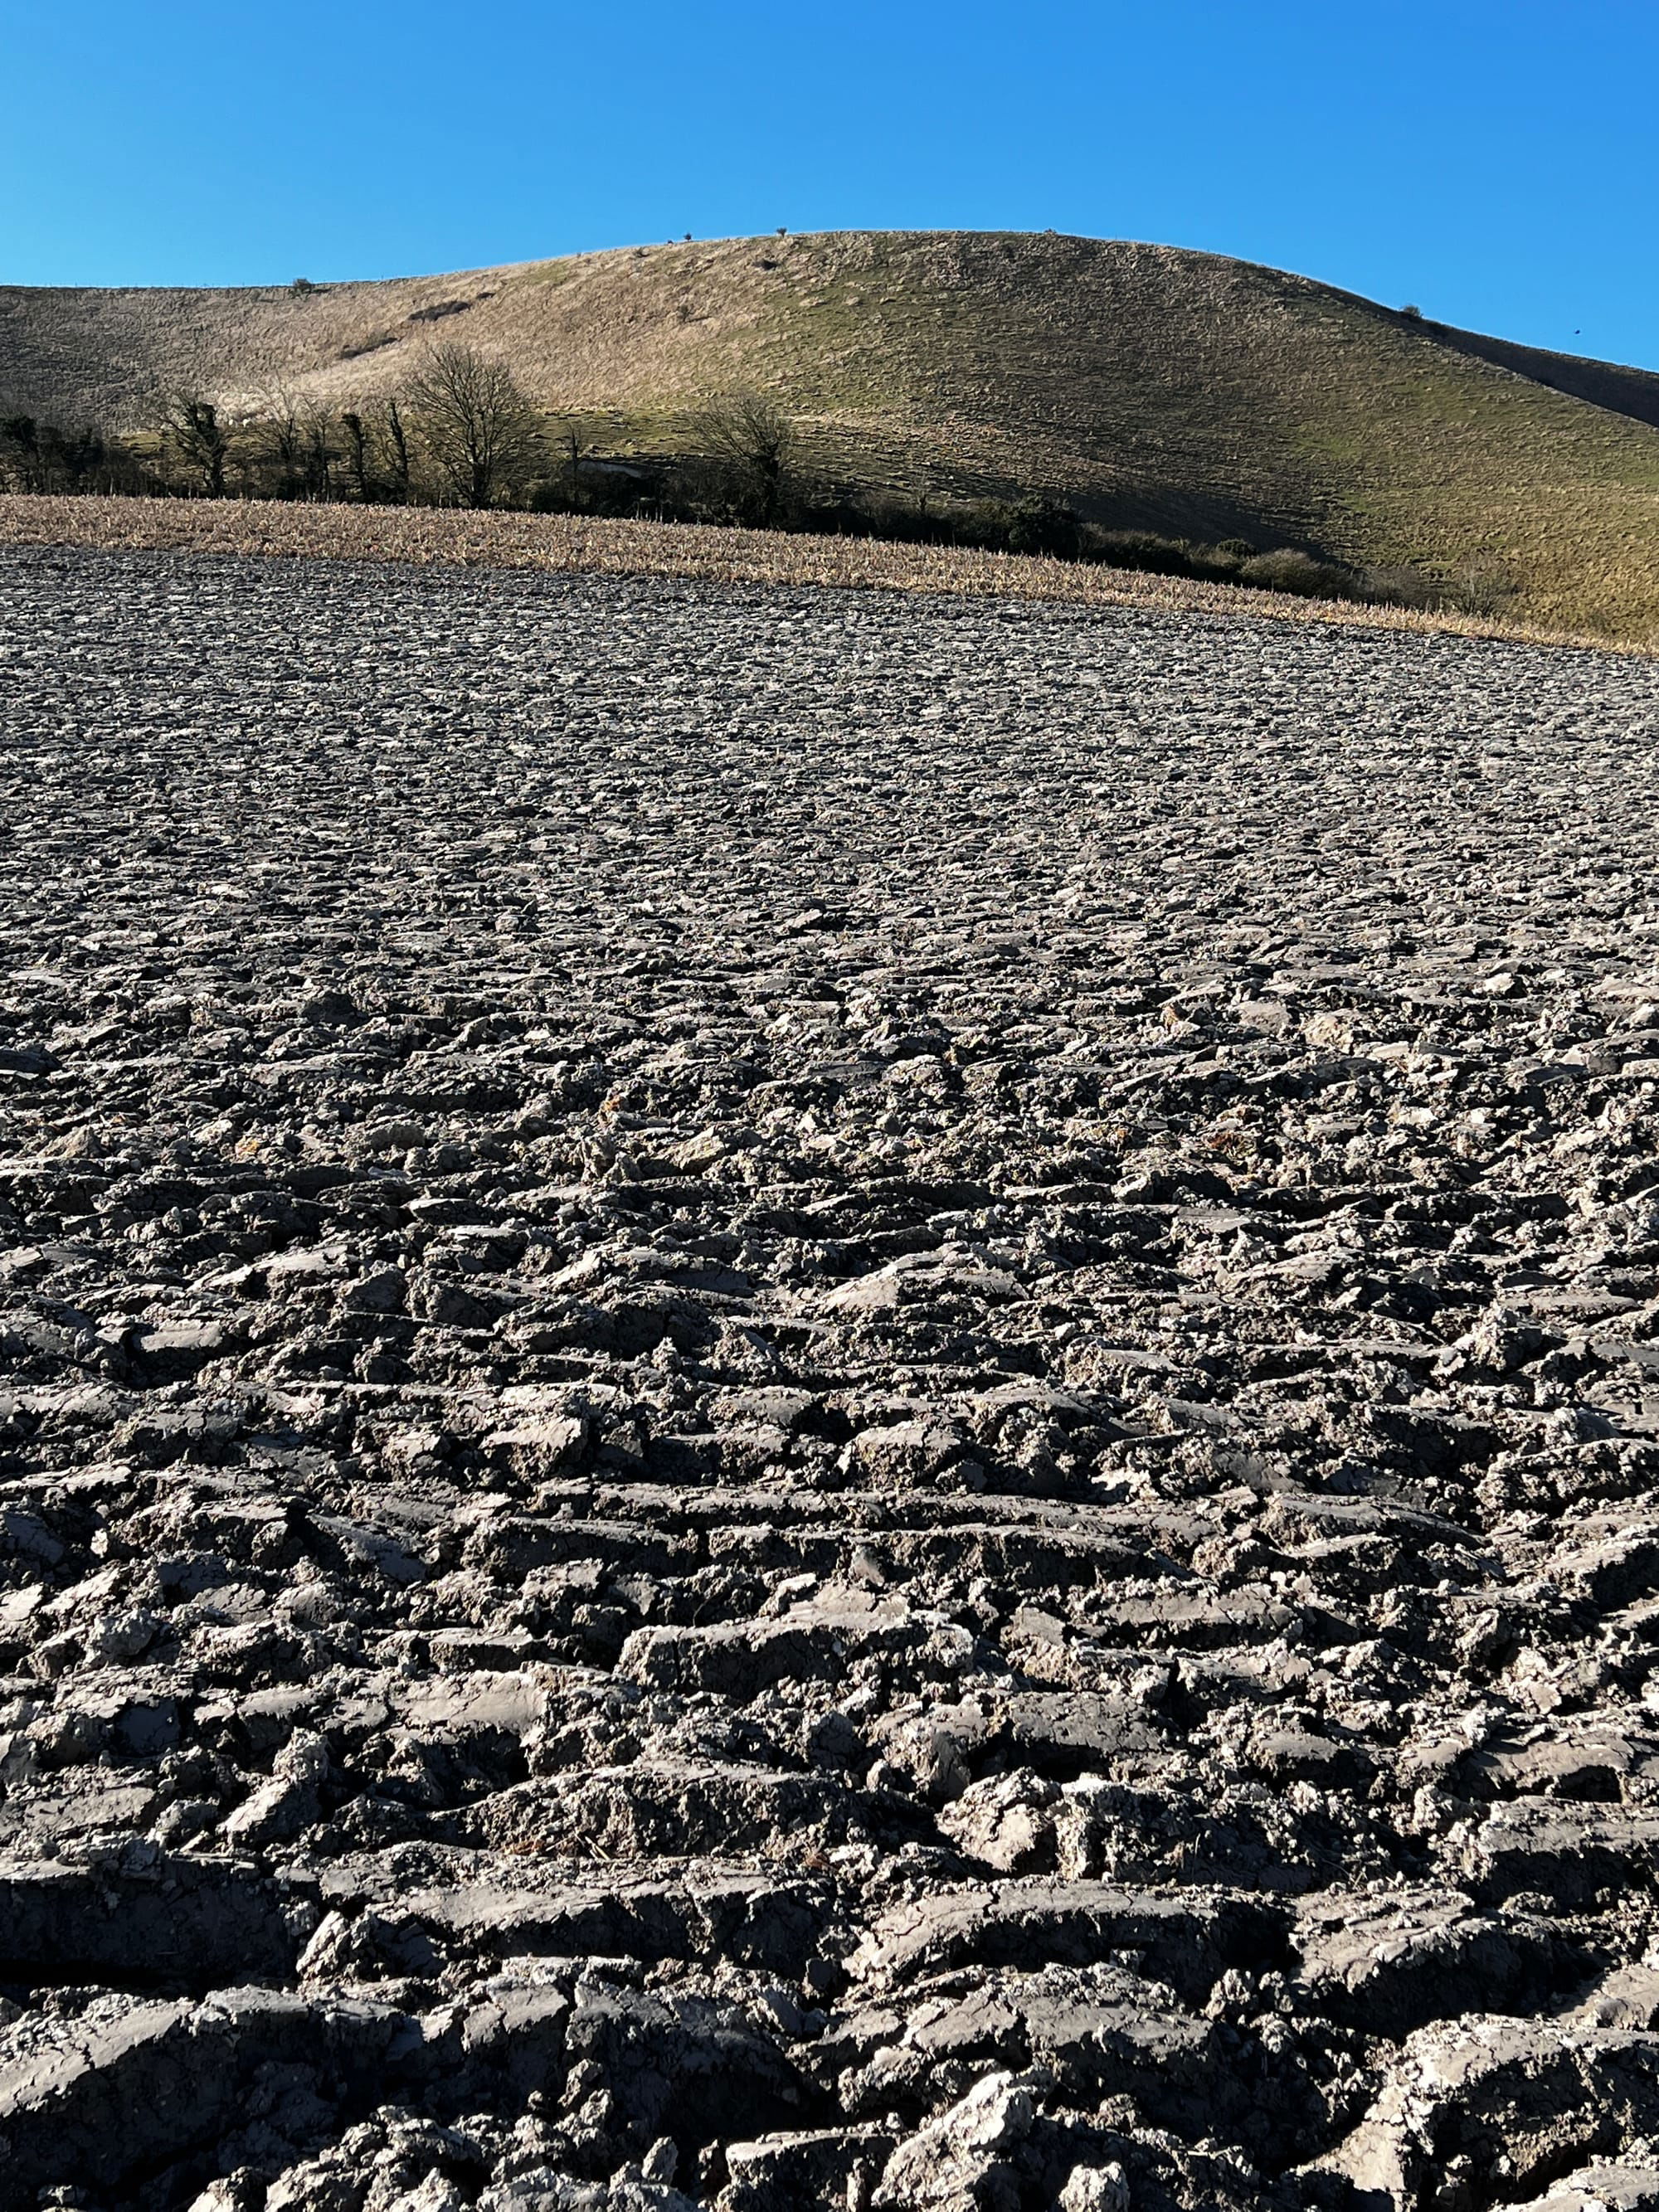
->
[2,544,1659,2212]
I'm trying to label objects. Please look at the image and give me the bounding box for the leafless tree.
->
[405,343,543,508]
[232,386,304,497]
[300,402,334,498]
[688,389,795,524]
[379,396,411,503]
[342,401,412,503]
[162,394,232,497]
[340,411,372,502]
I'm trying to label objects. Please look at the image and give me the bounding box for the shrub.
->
[1237,547,1362,600]
[1446,560,1518,616]
[957,498,1084,558]
[1002,498,1085,558]
[529,455,659,517]
[1087,529,1223,580]
[1363,564,1442,610]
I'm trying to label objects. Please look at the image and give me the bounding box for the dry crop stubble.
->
[0,493,1625,651]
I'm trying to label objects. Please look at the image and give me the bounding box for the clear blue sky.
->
[7,0,1657,368]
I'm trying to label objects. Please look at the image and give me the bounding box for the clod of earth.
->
[1,543,1658,2211]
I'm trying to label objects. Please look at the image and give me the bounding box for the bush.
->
[952,498,1085,558]
[1445,560,1518,616]
[1237,547,1363,600]
[529,455,660,517]
[1001,498,1086,558]
[1363,564,1443,610]
[1086,529,1238,581]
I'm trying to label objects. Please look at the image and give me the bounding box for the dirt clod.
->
[2,545,1658,2210]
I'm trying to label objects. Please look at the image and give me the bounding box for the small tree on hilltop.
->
[406,343,542,508]
[688,389,795,525]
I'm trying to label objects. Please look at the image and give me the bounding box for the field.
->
[2,542,1659,2209]
[5,231,1659,640]
[0,493,1625,653]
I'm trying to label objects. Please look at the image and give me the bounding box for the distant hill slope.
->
[3,230,1657,642]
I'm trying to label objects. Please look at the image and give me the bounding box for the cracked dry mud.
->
[2,546,1658,2212]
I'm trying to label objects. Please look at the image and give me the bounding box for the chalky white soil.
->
[2,546,1659,2212]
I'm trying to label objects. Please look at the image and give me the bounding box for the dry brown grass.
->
[7,231,1659,643]
[0,493,1625,654]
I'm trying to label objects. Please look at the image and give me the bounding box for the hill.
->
[4,230,1658,641]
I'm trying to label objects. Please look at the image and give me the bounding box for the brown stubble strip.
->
[0,492,1624,653]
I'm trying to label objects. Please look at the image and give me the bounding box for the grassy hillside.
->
[4,230,1658,642]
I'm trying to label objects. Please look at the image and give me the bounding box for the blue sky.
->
[6,0,1657,369]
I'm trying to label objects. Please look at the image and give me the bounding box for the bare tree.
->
[341,401,413,504]
[688,389,795,524]
[251,386,304,498]
[163,394,232,497]
[379,396,411,503]
[300,402,334,499]
[340,411,372,503]
[405,343,542,508]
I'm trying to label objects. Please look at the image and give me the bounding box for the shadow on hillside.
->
[1409,318,1659,434]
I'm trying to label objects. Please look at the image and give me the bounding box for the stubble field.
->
[2,545,1659,2212]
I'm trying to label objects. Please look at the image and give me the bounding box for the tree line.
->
[0,340,1508,611]
[0,343,795,520]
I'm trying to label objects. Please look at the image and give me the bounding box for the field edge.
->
[0,494,1635,657]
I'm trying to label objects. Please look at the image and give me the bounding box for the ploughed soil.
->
[2,544,1658,2212]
